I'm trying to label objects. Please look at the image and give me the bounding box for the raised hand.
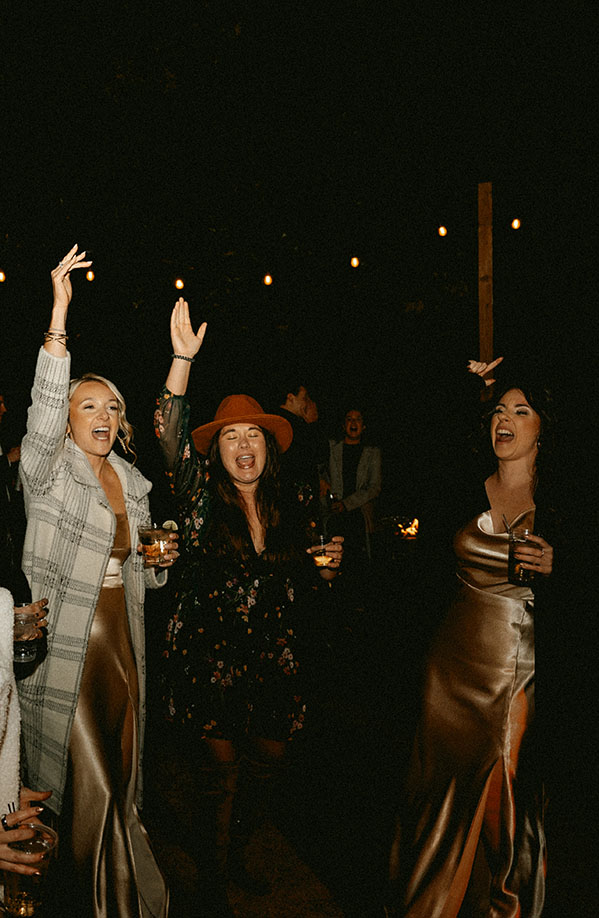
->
[467,356,503,387]
[170,297,207,358]
[50,244,93,313]
[166,298,207,396]
[45,245,93,356]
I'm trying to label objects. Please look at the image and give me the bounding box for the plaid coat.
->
[18,347,166,813]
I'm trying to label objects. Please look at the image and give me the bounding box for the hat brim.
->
[192,413,293,456]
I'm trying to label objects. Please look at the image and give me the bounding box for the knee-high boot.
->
[193,761,239,917]
[227,754,287,895]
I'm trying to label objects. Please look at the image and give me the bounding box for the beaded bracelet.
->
[172,353,195,363]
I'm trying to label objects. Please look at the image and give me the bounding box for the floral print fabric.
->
[155,389,318,741]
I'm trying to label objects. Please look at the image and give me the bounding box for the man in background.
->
[325,407,381,566]
[277,383,327,506]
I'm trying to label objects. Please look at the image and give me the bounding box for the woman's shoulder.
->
[111,454,152,495]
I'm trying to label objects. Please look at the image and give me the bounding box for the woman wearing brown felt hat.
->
[154,298,343,916]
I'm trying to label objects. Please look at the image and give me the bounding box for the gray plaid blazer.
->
[18,348,166,813]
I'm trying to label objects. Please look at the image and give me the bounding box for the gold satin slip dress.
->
[389,509,546,918]
[63,512,168,918]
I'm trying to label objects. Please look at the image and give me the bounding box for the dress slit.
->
[389,510,545,918]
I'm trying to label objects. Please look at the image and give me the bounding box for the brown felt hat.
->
[191,394,293,455]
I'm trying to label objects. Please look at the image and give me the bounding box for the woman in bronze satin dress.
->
[387,359,556,918]
[18,247,178,917]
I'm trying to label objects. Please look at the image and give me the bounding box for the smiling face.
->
[490,388,541,464]
[344,410,365,444]
[68,381,120,461]
[218,423,267,491]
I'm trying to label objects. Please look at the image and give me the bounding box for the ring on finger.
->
[1,814,11,832]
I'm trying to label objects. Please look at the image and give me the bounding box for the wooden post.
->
[478,182,493,363]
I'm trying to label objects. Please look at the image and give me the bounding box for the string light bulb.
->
[511,218,521,229]
[438,226,448,237]
[350,256,360,268]
[175,278,185,290]
[0,271,5,283]
[86,270,95,282]
[263,274,273,286]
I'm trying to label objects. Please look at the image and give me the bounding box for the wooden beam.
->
[478,182,493,363]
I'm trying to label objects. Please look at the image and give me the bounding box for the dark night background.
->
[1,4,598,914]
[2,3,598,510]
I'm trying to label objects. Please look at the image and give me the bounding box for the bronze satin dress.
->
[389,509,546,918]
[62,513,168,918]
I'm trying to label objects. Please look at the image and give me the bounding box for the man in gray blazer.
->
[325,407,381,564]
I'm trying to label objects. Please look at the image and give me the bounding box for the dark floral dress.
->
[154,388,320,742]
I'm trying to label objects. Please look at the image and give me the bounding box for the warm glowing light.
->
[263,274,273,286]
[350,256,360,268]
[175,278,185,289]
[511,218,521,229]
[438,226,447,237]
[0,271,5,283]
[398,518,419,539]
[86,270,95,282]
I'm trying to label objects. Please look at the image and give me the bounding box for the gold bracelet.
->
[44,331,68,341]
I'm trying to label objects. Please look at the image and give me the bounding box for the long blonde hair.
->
[68,373,136,460]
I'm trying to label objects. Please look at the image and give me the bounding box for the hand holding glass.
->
[312,535,334,568]
[508,528,535,585]
[13,604,45,664]
[1,822,58,916]
[138,525,171,566]
[309,535,343,570]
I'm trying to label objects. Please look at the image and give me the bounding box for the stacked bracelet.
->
[44,330,68,342]
[172,354,195,363]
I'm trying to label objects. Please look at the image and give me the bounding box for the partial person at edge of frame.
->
[0,587,52,879]
[385,355,557,918]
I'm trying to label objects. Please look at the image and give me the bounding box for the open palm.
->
[170,297,207,357]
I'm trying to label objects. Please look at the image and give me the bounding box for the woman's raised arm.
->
[466,356,503,387]
[165,298,207,396]
[44,245,92,356]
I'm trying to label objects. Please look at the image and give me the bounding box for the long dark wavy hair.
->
[206,427,311,563]
[474,377,558,503]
